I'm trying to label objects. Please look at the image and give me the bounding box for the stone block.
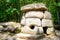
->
[25,18,41,27]
[42,19,53,27]
[25,11,44,19]
[44,11,52,19]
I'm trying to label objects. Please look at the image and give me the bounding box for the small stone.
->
[25,18,41,26]
[42,19,53,27]
[47,27,55,35]
[25,11,44,19]
[55,30,60,37]
[37,27,44,35]
[21,18,26,26]
[44,11,52,19]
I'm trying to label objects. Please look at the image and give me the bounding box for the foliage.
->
[0,0,59,24]
[0,0,20,22]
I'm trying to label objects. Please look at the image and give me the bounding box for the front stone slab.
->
[21,26,44,35]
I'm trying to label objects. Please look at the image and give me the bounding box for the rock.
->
[0,33,10,40]
[0,26,4,31]
[47,27,55,35]
[21,18,26,26]
[21,26,43,35]
[17,38,23,40]
[1,22,16,26]
[1,22,21,28]
[42,19,53,27]
[21,3,47,12]
[14,33,44,40]
[55,30,60,37]
[44,11,52,19]
[25,18,41,26]
[40,37,54,40]
[0,22,21,32]
[37,27,44,35]
[25,11,44,19]
[7,26,15,31]
[54,36,60,40]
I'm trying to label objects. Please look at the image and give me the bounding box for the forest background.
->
[0,0,60,25]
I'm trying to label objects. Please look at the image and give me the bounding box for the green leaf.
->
[58,2,60,6]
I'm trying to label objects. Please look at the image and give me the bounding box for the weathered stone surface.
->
[0,26,4,31]
[54,36,60,40]
[21,18,26,26]
[40,37,57,40]
[0,22,21,28]
[0,22,21,32]
[55,30,60,37]
[21,26,43,35]
[14,33,45,40]
[25,18,41,26]
[44,11,52,19]
[0,32,60,40]
[20,38,27,40]
[47,27,55,35]
[21,3,47,12]
[42,19,53,27]
[25,11,44,19]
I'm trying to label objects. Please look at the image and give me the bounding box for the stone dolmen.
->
[16,3,56,40]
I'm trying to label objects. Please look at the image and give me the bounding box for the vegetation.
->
[0,0,59,24]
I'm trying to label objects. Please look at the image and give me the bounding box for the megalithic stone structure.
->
[19,3,56,40]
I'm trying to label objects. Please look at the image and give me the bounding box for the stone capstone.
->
[21,3,47,12]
